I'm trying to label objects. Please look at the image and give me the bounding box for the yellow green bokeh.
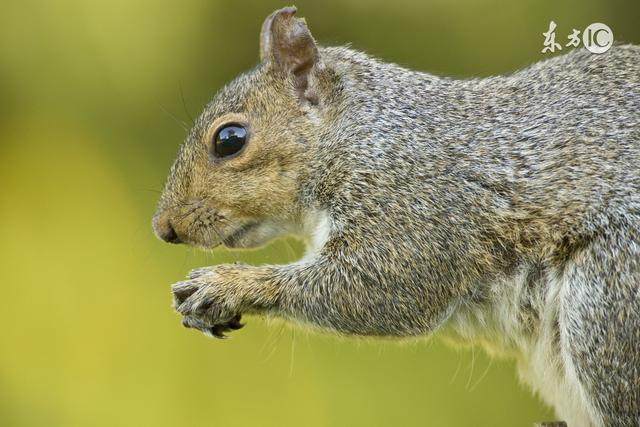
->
[1,1,637,426]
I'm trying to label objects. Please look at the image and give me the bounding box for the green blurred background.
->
[1,0,638,426]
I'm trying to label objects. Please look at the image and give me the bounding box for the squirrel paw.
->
[172,266,246,339]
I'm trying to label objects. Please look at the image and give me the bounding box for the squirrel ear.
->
[260,7,320,103]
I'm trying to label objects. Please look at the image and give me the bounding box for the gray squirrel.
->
[152,7,640,426]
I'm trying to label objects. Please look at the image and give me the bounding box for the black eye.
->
[213,124,247,158]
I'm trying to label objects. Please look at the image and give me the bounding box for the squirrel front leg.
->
[174,242,457,338]
[273,257,444,337]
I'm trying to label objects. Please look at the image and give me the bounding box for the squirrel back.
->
[316,44,640,249]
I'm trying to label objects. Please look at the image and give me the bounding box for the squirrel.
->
[153,7,640,426]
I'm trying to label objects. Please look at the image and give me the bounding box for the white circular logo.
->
[582,23,614,54]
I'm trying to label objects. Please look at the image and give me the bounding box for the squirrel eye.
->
[213,124,247,158]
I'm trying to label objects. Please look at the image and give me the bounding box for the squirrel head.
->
[153,7,334,249]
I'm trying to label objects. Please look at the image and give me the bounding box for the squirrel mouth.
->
[221,222,258,247]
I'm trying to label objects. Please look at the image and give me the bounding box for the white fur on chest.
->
[447,269,538,355]
[301,209,331,261]
[447,265,597,425]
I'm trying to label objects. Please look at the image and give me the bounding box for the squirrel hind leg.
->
[558,224,640,426]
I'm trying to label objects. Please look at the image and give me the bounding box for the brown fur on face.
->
[154,8,331,249]
[153,68,318,249]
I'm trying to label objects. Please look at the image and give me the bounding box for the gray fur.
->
[154,8,640,426]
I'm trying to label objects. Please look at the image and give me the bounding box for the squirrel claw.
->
[196,315,244,339]
[227,314,245,330]
[207,324,229,339]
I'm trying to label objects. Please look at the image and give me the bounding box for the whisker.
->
[176,204,200,221]
[160,104,190,131]
[179,84,195,126]
[209,225,242,264]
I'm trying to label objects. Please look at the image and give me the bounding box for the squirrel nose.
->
[153,215,183,244]
[161,223,182,244]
